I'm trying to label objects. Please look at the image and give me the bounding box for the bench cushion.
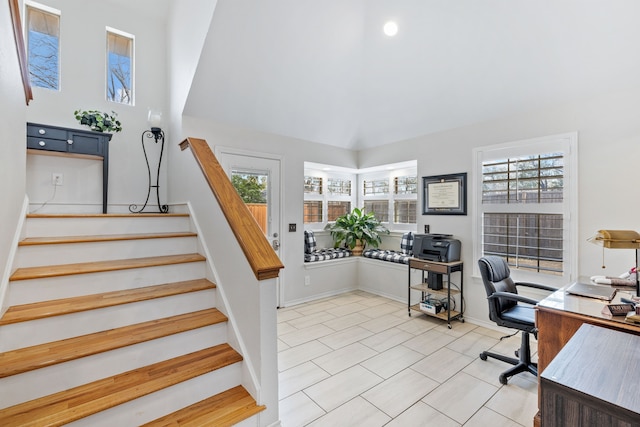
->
[304,230,352,262]
[363,249,410,264]
[305,248,352,262]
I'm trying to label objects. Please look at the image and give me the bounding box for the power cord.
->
[31,182,58,213]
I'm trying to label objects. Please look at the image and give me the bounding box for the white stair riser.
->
[67,363,243,427]
[0,289,217,352]
[0,325,228,409]
[15,237,199,268]
[7,262,207,306]
[25,216,192,237]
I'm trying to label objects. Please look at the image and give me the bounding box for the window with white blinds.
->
[474,133,577,285]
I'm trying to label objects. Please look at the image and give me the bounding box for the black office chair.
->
[478,256,556,385]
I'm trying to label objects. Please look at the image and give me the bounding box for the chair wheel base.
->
[499,374,508,385]
[480,352,488,361]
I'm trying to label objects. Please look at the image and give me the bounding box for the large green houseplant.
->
[325,207,389,255]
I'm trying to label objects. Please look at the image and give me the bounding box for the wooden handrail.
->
[9,0,33,105]
[180,137,284,281]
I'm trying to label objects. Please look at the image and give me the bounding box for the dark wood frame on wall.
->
[422,172,467,215]
[9,0,33,105]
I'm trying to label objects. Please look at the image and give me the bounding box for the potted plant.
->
[325,207,389,256]
[74,109,122,133]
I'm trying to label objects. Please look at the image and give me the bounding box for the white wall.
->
[359,86,640,325]
[0,0,29,312]
[173,117,359,306]
[24,0,168,213]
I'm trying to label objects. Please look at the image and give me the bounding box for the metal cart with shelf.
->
[408,258,464,328]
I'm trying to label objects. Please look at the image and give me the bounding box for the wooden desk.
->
[535,285,640,426]
[540,324,640,425]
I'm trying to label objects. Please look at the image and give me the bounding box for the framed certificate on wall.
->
[422,173,467,215]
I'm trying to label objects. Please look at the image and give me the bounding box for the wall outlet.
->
[304,275,311,286]
[424,224,430,233]
[52,173,63,186]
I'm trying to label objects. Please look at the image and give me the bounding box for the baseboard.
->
[281,287,358,308]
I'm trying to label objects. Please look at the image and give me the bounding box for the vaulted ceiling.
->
[183,0,640,150]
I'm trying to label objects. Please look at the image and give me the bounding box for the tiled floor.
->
[277,291,539,426]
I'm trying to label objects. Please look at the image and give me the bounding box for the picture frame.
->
[422,172,467,215]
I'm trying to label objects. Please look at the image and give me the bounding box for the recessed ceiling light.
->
[383,21,398,37]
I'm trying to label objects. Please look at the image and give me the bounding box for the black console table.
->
[27,122,111,213]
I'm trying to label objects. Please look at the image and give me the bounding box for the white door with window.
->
[216,147,283,306]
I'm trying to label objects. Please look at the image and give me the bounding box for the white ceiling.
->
[183,0,640,150]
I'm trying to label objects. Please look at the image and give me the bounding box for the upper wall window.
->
[106,28,134,105]
[26,3,60,90]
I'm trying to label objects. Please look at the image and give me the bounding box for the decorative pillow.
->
[400,232,414,255]
[304,230,317,254]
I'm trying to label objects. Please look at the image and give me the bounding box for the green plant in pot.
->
[74,109,122,133]
[325,207,389,256]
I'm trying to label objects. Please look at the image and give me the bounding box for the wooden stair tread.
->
[26,213,190,218]
[19,231,197,246]
[0,308,227,378]
[143,385,265,427]
[9,253,206,281]
[0,344,242,427]
[0,279,216,325]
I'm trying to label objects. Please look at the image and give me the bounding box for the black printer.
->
[413,234,461,290]
[413,234,461,263]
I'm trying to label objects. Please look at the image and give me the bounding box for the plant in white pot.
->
[325,207,389,256]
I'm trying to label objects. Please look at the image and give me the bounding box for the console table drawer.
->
[27,124,68,140]
[27,136,68,152]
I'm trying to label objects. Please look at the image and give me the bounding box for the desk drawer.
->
[409,259,448,274]
[27,136,68,153]
[27,125,68,140]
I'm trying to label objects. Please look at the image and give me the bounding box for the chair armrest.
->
[489,291,539,306]
[515,281,557,292]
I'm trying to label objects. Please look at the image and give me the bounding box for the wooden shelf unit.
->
[407,258,463,328]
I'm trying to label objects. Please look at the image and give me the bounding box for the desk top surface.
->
[538,283,640,328]
[541,323,640,414]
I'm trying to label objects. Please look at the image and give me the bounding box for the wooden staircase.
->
[0,213,265,426]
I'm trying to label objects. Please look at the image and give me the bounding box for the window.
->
[394,200,416,224]
[395,176,417,195]
[304,176,322,195]
[363,179,389,196]
[474,133,577,285]
[26,3,60,90]
[107,28,134,105]
[361,169,417,229]
[363,200,389,222]
[303,169,355,226]
[327,201,351,221]
[303,201,323,223]
[327,178,351,196]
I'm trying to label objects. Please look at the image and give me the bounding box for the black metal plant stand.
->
[129,127,168,213]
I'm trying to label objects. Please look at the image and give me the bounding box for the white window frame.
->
[25,1,61,91]
[472,132,578,287]
[359,167,418,232]
[303,167,356,230]
[106,26,135,105]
